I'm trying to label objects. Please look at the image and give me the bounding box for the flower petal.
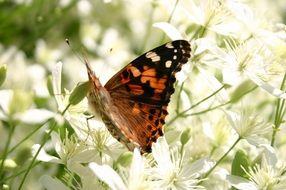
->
[51,132,64,159]
[40,175,69,190]
[247,73,286,99]
[227,175,257,190]
[189,158,215,175]
[153,22,183,40]
[67,161,101,189]
[260,144,277,167]
[0,90,13,120]
[52,61,65,112]
[89,162,126,190]
[15,109,54,124]
[197,67,229,102]
[152,137,172,167]
[32,144,62,164]
[129,148,144,180]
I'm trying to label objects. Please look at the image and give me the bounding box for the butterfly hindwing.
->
[104,40,191,152]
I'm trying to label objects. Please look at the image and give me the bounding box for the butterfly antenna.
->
[65,39,83,62]
[65,39,93,78]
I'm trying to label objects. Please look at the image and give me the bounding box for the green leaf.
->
[116,152,133,168]
[180,127,192,146]
[68,81,90,105]
[230,80,256,103]
[231,149,251,178]
[0,64,7,87]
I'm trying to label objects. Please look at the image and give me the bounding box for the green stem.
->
[191,26,205,40]
[160,0,180,42]
[191,8,215,40]
[0,161,40,183]
[18,120,57,190]
[62,103,71,116]
[202,136,241,180]
[167,85,225,125]
[167,0,179,23]
[18,107,69,189]
[175,82,184,114]
[168,85,258,125]
[0,119,16,179]
[185,101,229,116]
[185,86,258,117]
[8,119,51,154]
[271,72,286,146]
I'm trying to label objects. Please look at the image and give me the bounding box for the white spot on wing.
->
[166,42,174,48]
[145,51,160,62]
[151,56,160,62]
[173,55,177,60]
[165,60,172,68]
[146,51,155,58]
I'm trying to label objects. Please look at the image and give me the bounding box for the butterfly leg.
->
[84,115,95,142]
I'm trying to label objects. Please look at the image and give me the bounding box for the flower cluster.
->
[1,0,286,189]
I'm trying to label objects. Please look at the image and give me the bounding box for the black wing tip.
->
[170,40,191,62]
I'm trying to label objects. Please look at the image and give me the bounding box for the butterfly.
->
[85,40,191,153]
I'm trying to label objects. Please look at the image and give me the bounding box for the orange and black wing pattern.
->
[105,40,191,152]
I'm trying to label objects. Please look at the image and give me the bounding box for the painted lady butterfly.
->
[85,40,191,153]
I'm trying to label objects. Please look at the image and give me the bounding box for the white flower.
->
[226,0,283,45]
[52,62,90,140]
[77,0,92,17]
[151,137,214,190]
[196,66,229,103]
[203,40,265,83]
[32,132,95,165]
[224,109,271,145]
[35,132,107,190]
[80,22,101,51]
[153,22,184,40]
[84,122,125,163]
[202,119,231,151]
[89,148,150,190]
[201,39,286,99]
[68,162,106,190]
[52,61,88,114]
[0,90,14,120]
[0,89,55,124]
[40,162,105,190]
[203,168,231,190]
[0,45,49,96]
[52,60,124,163]
[35,40,62,66]
[14,108,55,124]
[228,145,286,190]
[181,0,238,36]
[32,144,62,164]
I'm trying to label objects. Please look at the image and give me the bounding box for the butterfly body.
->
[86,40,191,153]
[86,66,137,151]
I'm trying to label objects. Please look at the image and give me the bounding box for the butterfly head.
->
[84,58,113,119]
[83,59,102,89]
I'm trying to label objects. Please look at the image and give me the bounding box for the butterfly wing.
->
[105,40,191,152]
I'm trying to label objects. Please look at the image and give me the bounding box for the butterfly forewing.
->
[103,40,191,152]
